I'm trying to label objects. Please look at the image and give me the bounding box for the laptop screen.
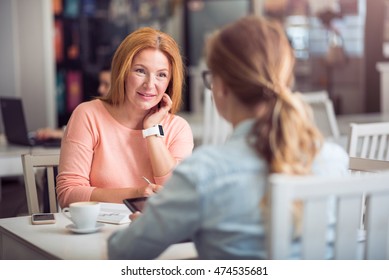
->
[0,97,32,146]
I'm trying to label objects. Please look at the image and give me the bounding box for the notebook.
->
[98,202,131,225]
[0,97,62,147]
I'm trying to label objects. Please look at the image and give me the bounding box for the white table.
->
[0,211,198,260]
[0,134,60,200]
[0,136,30,178]
[336,112,389,136]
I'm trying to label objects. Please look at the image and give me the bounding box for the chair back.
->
[21,153,60,215]
[300,90,340,139]
[347,123,389,232]
[267,172,389,259]
[202,88,232,145]
[347,122,389,160]
[348,156,389,232]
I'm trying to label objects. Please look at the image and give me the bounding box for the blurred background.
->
[0,0,387,132]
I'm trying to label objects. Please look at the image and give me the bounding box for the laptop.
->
[0,97,61,147]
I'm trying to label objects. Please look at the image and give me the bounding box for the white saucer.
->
[66,223,105,234]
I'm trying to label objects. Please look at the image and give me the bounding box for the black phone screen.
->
[32,213,55,221]
[31,213,56,225]
[123,197,148,212]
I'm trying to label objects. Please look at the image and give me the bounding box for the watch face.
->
[158,125,164,136]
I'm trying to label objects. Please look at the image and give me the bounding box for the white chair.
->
[21,153,60,215]
[300,90,340,139]
[267,172,389,259]
[347,122,389,234]
[347,122,389,160]
[348,156,389,232]
[202,88,232,145]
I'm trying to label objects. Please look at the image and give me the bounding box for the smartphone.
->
[123,197,148,213]
[31,213,56,225]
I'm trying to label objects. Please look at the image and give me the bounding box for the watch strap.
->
[142,124,164,138]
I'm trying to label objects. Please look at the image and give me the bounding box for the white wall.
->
[0,0,17,129]
[0,0,56,133]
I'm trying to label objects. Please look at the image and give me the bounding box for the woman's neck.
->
[105,102,146,130]
[226,95,259,128]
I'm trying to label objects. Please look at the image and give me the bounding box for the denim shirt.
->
[108,119,349,259]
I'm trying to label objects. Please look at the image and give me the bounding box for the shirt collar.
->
[229,119,256,140]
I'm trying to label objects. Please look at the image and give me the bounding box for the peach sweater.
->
[56,100,194,207]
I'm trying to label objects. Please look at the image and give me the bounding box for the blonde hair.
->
[206,15,322,174]
[101,27,184,114]
[206,15,323,235]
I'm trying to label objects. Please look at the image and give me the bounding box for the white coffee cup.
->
[62,201,100,230]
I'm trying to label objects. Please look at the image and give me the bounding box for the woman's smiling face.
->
[125,48,171,110]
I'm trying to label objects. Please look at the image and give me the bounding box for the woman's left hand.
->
[151,184,163,193]
[142,183,163,196]
[143,93,172,128]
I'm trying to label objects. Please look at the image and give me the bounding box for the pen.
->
[142,176,152,185]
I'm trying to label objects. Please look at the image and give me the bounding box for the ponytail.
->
[250,88,323,175]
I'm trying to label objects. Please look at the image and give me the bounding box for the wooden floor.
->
[0,176,28,218]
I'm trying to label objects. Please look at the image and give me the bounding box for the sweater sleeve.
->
[56,103,98,208]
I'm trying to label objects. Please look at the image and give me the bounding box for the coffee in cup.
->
[62,201,100,230]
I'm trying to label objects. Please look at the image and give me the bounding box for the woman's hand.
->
[35,127,64,140]
[141,183,163,196]
[151,183,163,193]
[143,93,172,128]
[130,183,162,221]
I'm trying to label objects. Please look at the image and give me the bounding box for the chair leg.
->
[360,193,366,231]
